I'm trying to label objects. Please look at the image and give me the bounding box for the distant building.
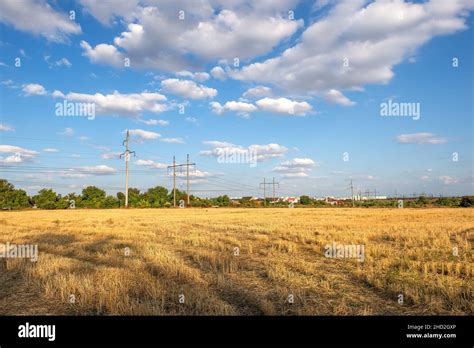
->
[276,197,300,203]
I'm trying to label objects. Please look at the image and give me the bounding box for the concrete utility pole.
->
[119,130,136,208]
[167,155,196,207]
[186,154,190,205]
[173,156,176,207]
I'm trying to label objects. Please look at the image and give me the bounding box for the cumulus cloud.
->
[231,0,474,99]
[396,132,447,144]
[176,71,210,82]
[53,90,168,117]
[0,0,81,42]
[128,129,161,142]
[242,86,272,99]
[161,79,217,99]
[210,66,226,80]
[22,83,47,96]
[200,141,288,162]
[210,101,257,117]
[79,0,139,26]
[0,124,14,132]
[174,169,213,179]
[324,89,355,106]
[55,57,72,67]
[135,159,168,169]
[211,97,312,116]
[79,3,302,72]
[255,97,312,116]
[0,145,39,165]
[80,40,124,67]
[273,157,317,177]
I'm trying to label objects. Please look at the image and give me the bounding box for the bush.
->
[460,196,473,207]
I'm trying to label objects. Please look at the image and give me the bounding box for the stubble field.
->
[0,208,472,315]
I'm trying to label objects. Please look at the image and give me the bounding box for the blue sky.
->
[0,0,472,198]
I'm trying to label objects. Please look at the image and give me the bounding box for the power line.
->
[167,155,196,207]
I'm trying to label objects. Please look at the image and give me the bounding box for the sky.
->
[0,0,473,198]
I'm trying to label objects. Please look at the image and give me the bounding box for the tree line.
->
[0,179,472,210]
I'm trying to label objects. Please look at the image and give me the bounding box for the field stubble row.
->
[0,208,472,315]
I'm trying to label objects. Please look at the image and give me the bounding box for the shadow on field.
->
[31,232,76,246]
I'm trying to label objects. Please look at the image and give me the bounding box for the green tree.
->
[299,195,312,205]
[102,195,119,208]
[117,192,125,207]
[460,196,473,207]
[81,186,106,208]
[144,186,168,207]
[33,189,59,209]
[127,188,141,207]
[168,188,186,205]
[0,179,30,209]
[213,195,230,207]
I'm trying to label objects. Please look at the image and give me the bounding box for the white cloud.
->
[52,90,65,98]
[273,157,317,177]
[324,89,355,106]
[80,3,302,72]
[135,159,167,169]
[55,57,72,67]
[242,86,272,99]
[200,141,288,162]
[161,79,217,100]
[231,0,474,99]
[176,71,210,82]
[396,132,447,144]
[255,97,312,116]
[101,152,121,160]
[0,145,39,164]
[439,175,459,185]
[42,148,59,153]
[203,141,236,147]
[174,169,212,179]
[79,0,139,26]
[0,0,81,42]
[0,124,14,132]
[210,66,226,80]
[128,129,161,142]
[139,119,169,126]
[54,90,168,117]
[160,137,185,144]
[185,117,198,124]
[22,83,47,96]
[61,165,117,178]
[210,101,225,115]
[80,40,124,67]
[210,101,257,116]
[60,127,74,136]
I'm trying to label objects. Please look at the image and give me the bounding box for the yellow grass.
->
[0,208,472,315]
